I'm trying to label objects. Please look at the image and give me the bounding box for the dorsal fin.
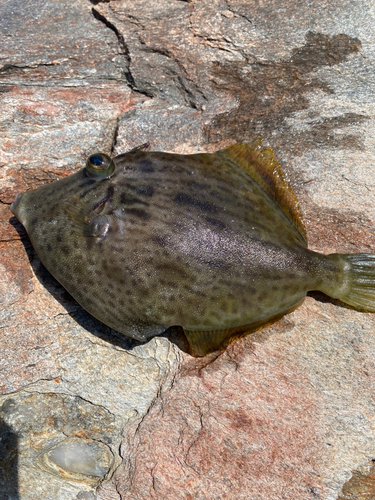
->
[219,138,307,243]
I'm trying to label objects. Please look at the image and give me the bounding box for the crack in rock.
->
[91,6,145,94]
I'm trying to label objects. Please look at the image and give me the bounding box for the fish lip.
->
[10,192,23,218]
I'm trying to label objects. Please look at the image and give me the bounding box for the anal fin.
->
[184,299,305,356]
[184,328,236,357]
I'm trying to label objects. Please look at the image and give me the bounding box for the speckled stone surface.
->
[1,0,375,499]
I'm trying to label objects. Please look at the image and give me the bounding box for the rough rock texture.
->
[1,0,375,499]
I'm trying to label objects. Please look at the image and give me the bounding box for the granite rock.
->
[1,0,375,499]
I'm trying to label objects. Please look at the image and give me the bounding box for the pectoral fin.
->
[63,195,110,239]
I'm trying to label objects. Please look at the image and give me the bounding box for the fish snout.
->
[10,192,26,224]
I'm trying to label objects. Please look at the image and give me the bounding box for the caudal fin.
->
[336,254,375,312]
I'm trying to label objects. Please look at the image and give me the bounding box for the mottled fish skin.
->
[11,143,375,355]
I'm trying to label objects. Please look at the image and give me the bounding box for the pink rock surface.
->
[116,300,375,499]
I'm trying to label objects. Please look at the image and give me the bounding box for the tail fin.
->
[335,254,375,312]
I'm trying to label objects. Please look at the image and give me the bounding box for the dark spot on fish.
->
[155,262,189,279]
[173,192,217,213]
[120,192,149,206]
[152,235,167,247]
[46,244,52,252]
[285,284,300,295]
[218,278,236,288]
[56,235,62,242]
[205,217,226,230]
[128,185,154,197]
[257,292,268,302]
[123,208,151,220]
[47,187,56,197]
[160,279,178,289]
[166,295,177,302]
[49,258,57,269]
[107,185,115,198]
[139,159,154,173]
[109,244,121,254]
[170,155,187,163]
[86,238,94,251]
[60,245,70,255]
[83,297,95,307]
[187,180,210,190]
[203,260,230,271]
[182,284,195,294]
[31,217,38,227]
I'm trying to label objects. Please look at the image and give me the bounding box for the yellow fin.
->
[64,195,111,239]
[184,299,305,356]
[184,328,235,357]
[219,139,307,244]
[63,195,96,237]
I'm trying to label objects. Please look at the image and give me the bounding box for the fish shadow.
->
[9,216,190,354]
[0,414,20,500]
[307,291,363,311]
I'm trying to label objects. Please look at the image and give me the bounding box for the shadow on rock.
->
[0,413,19,500]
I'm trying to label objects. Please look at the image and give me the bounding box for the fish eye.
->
[86,153,115,179]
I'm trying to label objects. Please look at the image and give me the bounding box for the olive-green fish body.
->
[11,140,375,355]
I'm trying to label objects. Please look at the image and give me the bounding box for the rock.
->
[337,461,375,499]
[1,0,375,499]
[116,307,375,499]
[1,392,117,497]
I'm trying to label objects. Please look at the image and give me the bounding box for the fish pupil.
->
[91,155,105,167]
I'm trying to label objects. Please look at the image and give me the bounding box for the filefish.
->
[10,139,375,356]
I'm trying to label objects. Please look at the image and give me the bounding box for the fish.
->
[10,139,375,356]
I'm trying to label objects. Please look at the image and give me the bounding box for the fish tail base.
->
[334,253,375,312]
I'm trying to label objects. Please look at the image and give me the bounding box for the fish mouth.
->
[10,193,25,222]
